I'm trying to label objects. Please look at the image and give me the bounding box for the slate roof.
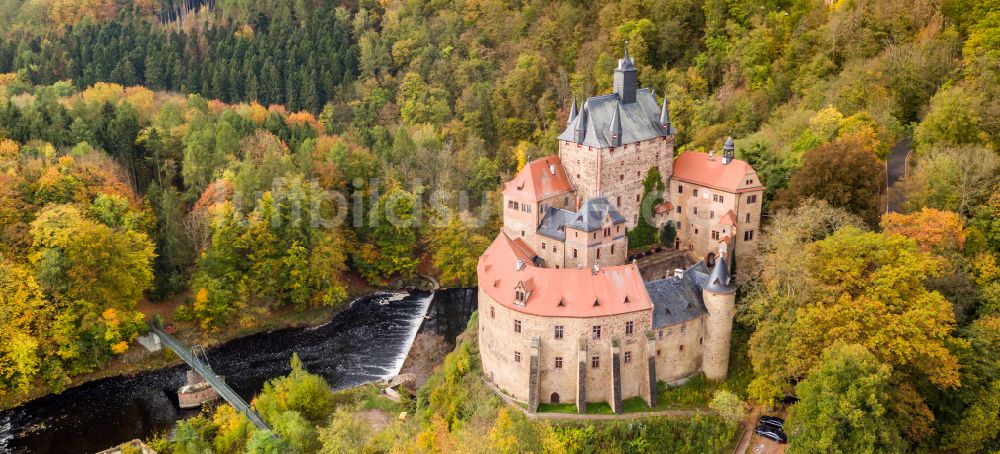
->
[646,262,714,328]
[537,206,575,241]
[558,89,668,148]
[537,197,625,241]
[703,256,735,294]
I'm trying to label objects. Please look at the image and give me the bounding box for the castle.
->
[477,46,764,413]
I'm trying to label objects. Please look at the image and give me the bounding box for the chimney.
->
[549,164,556,175]
[708,150,715,161]
[592,262,601,275]
[516,259,525,271]
[674,268,684,279]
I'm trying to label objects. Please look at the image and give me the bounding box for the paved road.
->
[886,137,911,213]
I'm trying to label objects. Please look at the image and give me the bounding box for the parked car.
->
[758,415,785,429]
[755,425,788,444]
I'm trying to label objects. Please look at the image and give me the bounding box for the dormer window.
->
[514,281,530,306]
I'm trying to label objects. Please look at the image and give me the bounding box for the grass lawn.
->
[356,384,402,413]
[622,396,651,413]
[585,402,614,415]
[537,403,578,413]
[654,373,713,410]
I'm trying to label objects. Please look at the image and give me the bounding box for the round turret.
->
[702,256,736,381]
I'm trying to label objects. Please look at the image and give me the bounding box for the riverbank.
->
[0,285,381,413]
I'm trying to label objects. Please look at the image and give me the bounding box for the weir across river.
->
[148,322,272,432]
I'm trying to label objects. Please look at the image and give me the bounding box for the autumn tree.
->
[0,262,48,395]
[901,145,999,216]
[773,136,886,226]
[786,343,906,454]
[430,215,490,287]
[352,186,419,285]
[794,227,960,388]
[742,199,864,400]
[881,208,967,255]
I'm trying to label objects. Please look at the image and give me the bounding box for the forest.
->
[1,0,999,451]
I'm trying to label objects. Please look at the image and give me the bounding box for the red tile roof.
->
[502,156,575,202]
[478,232,652,318]
[672,152,764,193]
[718,210,737,226]
[655,201,674,214]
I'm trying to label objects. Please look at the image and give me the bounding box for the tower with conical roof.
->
[701,255,736,381]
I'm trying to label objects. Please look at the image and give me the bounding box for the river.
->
[0,288,477,454]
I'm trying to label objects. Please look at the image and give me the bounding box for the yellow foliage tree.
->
[881,207,966,255]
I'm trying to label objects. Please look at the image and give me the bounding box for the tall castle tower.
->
[701,254,736,381]
[557,44,675,229]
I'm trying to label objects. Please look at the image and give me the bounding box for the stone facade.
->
[479,288,715,407]
[663,150,765,265]
[477,47,748,413]
[559,136,674,229]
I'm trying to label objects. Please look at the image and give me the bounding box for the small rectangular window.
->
[514,320,521,333]
[573,249,578,259]
[678,185,683,193]
[490,306,495,318]
[746,212,751,222]
[554,325,564,339]
[591,356,600,368]
[592,325,602,340]
[625,321,634,336]
[676,206,682,214]
[747,195,758,204]
[744,230,755,241]
[624,351,632,363]
[710,210,715,219]
[693,189,699,197]
[515,351,521,363]
[658,330,664,340]
[555,357,563,369]
[711,230,720,240]
[681,322,687,335]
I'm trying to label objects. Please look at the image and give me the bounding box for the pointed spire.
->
[567,96,578,126]
[704,256,735,294]
[614,40,638,103]
[574,103,588,144]
[609,103,622,147]
[659,96,672,136]
[619,39,635,70]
